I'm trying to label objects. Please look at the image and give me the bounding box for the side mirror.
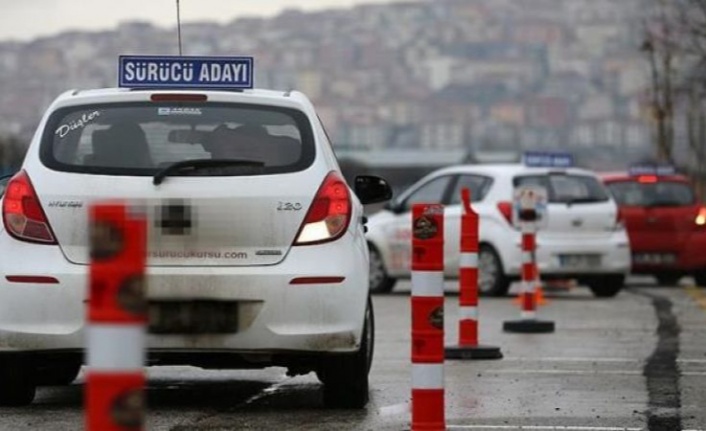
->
[355,175,393,205]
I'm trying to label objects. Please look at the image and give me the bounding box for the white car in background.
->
[366,163,631,297]
[0,58,392,407]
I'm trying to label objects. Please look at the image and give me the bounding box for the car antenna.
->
[176,0,183,55]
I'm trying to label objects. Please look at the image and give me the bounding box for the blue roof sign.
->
[628,164,676,176]
[523,151,574,168]
[119,55,254,90]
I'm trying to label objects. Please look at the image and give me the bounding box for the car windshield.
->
[40,102,314,176]
[514,174,610,204]
[607,180,696,207]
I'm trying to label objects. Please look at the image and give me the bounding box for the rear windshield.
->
[514,174,610,204]
[40,102,315,176]
[606,180,696,207]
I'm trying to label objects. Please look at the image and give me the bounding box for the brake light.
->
[696,207,706,226]
[638,175,658,184]
[150,93,207,102]
[2,171,57,244]
[497,201,513,225]
[294,172,351,245]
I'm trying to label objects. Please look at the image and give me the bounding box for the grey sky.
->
[0,0,407,42]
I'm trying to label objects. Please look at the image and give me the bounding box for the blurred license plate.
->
[633,253,677,265]
[149,301,239,334]
[558,254,601,268]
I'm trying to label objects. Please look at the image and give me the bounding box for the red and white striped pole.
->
[503,219,555,333]
[445,188,502,360]
[411,203,445,431]
[513,257,548,306]
[521,224,538,319]
[86,203,147,431]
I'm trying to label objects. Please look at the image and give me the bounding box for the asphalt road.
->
[1,277,705,431]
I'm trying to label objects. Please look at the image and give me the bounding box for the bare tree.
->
[641,0,680,163]
[677,0,706,64]
[679,0,706,196]
[641,0,706,197]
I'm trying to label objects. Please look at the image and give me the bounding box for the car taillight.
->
[696,207,706,226]
[150,93,207,102]
[294,172,351,246]
[2,170,56,244]
[497,201,513,225]
[638,175,658,184]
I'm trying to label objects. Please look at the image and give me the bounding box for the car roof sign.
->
[118,55,254,90]
[628,164,675,176]
[523,151,574,168]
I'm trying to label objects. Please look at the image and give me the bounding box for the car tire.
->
[0,359,36,406]
[655,274,681,287]
[695,271,706,288]
[588,275,624,298]
[319,296,373,409]
[36,362,82,386]
[368,243,397,294]
[478,245,511,297]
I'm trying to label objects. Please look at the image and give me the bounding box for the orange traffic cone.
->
[515,281,547,306]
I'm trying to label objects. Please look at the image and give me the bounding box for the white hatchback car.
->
[366,163,630,297]
[0,86,391,406]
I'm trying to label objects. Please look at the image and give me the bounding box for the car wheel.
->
[655,274,681,287]
[0,359,36,406]
[319,296,373,409]
[36,362,82,386]
[478,245,510,297]
[368,244,397,294]
[588,275,624,297]
[695,271,706,288]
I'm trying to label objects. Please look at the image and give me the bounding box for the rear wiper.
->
[153,159,265,185]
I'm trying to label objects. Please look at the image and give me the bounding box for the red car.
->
[601,167,706,286]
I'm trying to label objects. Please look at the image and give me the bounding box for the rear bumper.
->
[503,231,631,277]
[0,232,368,356]
[630,230,706,273]
[0,348,356,371]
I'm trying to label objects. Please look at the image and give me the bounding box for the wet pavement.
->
[0,278,705,430]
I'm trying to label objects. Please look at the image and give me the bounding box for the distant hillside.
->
[0,0,650,169]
